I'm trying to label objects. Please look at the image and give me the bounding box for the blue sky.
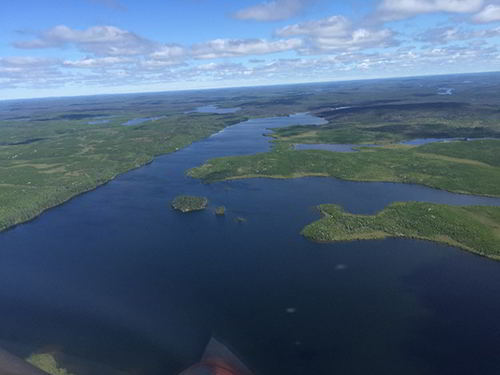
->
[1,0,500,99]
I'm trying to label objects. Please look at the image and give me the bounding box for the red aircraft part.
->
[179,338,253,375]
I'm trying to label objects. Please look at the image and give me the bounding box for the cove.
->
[0,113,499,375]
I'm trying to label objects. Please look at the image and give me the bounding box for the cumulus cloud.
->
[0,57,61,78]
[3,41,499,93]
[376,0,484,21]
[149,44,186,61]
[473,4,500,22]
[417,27,464,43]
[276,15,397,53]
[233,0,312,21]
[277,15,351,36]
[0,56,58,67]
[192,38,303,59]
[0,56,66,88]
[62,56,131,68]
[6,6,500,96]
[14,25,155,56]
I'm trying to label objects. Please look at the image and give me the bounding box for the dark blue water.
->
[1,114,500,375]
[402,138,463,146]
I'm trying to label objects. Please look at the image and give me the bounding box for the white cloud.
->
[0,56,58,67]
[140,44,187,68]
[62,56,131,68]
[277,15,351,37]
[417,25,500,43]
[417,27,464,43]
[473,4,500,22]
[5,7,500,96]
[0,56,66,88]
[3,41,500,94]
[276,15,397,53]
[14,25,155,56]
[149,44,185,61]
[192,38,303,59]
[377,0,484,21]
[233,0,312,21]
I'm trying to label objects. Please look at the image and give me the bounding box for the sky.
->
[1,0,500,99]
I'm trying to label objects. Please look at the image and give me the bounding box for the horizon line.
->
[1,70,499,103]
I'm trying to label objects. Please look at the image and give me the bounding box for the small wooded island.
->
[172,195,208,213]
[215,206,226,215]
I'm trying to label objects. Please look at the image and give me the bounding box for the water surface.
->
[189,105,241,114]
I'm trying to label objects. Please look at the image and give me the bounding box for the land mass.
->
[26,353,74,375]
[0,111,244,231]
[172,195,208,212]
[215,206,226,215]
[301,202,500,260]
[188,140,500,197]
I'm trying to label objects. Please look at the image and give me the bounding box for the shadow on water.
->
[0,113,499,375]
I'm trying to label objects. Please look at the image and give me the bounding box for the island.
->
[172,195,208,213]
[215,206,226,215]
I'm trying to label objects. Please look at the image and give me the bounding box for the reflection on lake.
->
[0,113,499,375]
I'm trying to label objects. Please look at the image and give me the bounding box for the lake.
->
[189,105,241,114]
[0,113,499,375]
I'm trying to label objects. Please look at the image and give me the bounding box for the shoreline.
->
[0,114,251,234]
[303,230,500,261]
[0,157,155,234]
[301,203,500,261]
[188,171,500,199]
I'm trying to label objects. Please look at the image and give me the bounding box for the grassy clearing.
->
[417,139,500,167]
[26,353,74,375]
[301,202,500,260]
[188,140,500,197]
